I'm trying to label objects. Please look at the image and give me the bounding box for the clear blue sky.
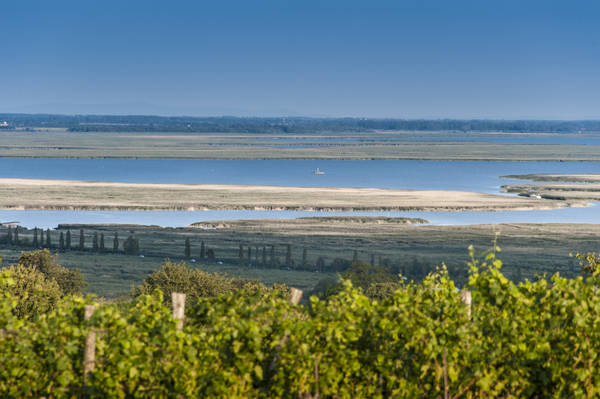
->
[2,0,599,118]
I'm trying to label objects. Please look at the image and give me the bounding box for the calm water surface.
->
[2,158,600,193]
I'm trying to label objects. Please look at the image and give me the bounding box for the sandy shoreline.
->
[0,178,581,212]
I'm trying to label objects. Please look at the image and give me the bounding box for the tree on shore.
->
[270,246,276,267]
[93,232,99,252]
[113,232,119,253]
[285,244,292,267]
[262,246,267,266]
[316,256,325,273]
[238,244,244,264]
[14,229,19,245]
[200,240,205,259]
[39,229,45,248]
[247,246,252,265]
[6,227,12,244]
[100,233,105,253]
[66,230,71,250]
[79,229,85,251]
[32,228,38,248]
[206,248,215,260]
[59,232,65,251]
[302,248,308,269]
[123,232,140,255]
[46,229,51,248]
[184,238,191,259]
[255,246,259,264]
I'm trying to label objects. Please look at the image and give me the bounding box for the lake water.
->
[3,159,600,192]
[1,158,600,228]
[1,205,599,229]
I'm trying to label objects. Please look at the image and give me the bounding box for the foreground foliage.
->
[0,250,86,319]
[3,251,600,397]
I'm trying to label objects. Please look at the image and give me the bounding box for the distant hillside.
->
[1,113,600,133]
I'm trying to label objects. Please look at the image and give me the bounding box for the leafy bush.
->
[17,249,86,296]
[0,264,62,319]
[0,250,86,319]
[133,260,273,304]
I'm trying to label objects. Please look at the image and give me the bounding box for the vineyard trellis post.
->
[83,305,96,381]
[172,292,186,331]
[460,290,471,320]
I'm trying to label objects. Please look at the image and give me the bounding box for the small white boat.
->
[313,168,325,175]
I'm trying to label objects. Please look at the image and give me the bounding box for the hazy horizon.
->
[2,0,600,119]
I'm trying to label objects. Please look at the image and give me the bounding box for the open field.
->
[2,219,598,298]
[0,177,577,212]
[2,130,600,160]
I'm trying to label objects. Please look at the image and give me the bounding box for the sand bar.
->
[0,178,580,212]
[503,174,600,183]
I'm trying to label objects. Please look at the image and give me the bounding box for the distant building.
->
[0,221,20,228]
[0,121,10,129]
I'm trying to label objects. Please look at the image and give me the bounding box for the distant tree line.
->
[0,227,464,283]
[1,227,142,255]
[2,113,600,133]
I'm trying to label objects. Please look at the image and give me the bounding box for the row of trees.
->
[2,227,141,255]
[183,238,216,261]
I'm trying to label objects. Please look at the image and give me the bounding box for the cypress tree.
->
[13,229,19,245]
[262,246,267,266]
[79,229,85,251]
[200,240,205,259]
[6,227,12,244]
[184,237,191,259]
[285,244,292,267]
[123,232,139,255]
[100,233,105,252]
[206,248,215,260]
[247,246,252,264]
[59,232,65,251]
[113,232,119,253]
[255,246,259,264]
[46,228,51,248]
[316,256,325,272]
[66,230,71,250]
[238,244,244,264]
[302,248,308,268]
[33,228,38,248]
[270,246,275,267]
[93,232,99,252]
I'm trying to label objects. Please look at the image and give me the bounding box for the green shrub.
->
[0,264,62,319]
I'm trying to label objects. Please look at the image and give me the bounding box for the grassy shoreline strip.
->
[0,178,577,212]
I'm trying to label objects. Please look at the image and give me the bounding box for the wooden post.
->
[269,287,303,374]
[443,347,449,399]
[172,292,186,332]
[83,305,96,380]
[460,290,472,320]
[289,287,303,305]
